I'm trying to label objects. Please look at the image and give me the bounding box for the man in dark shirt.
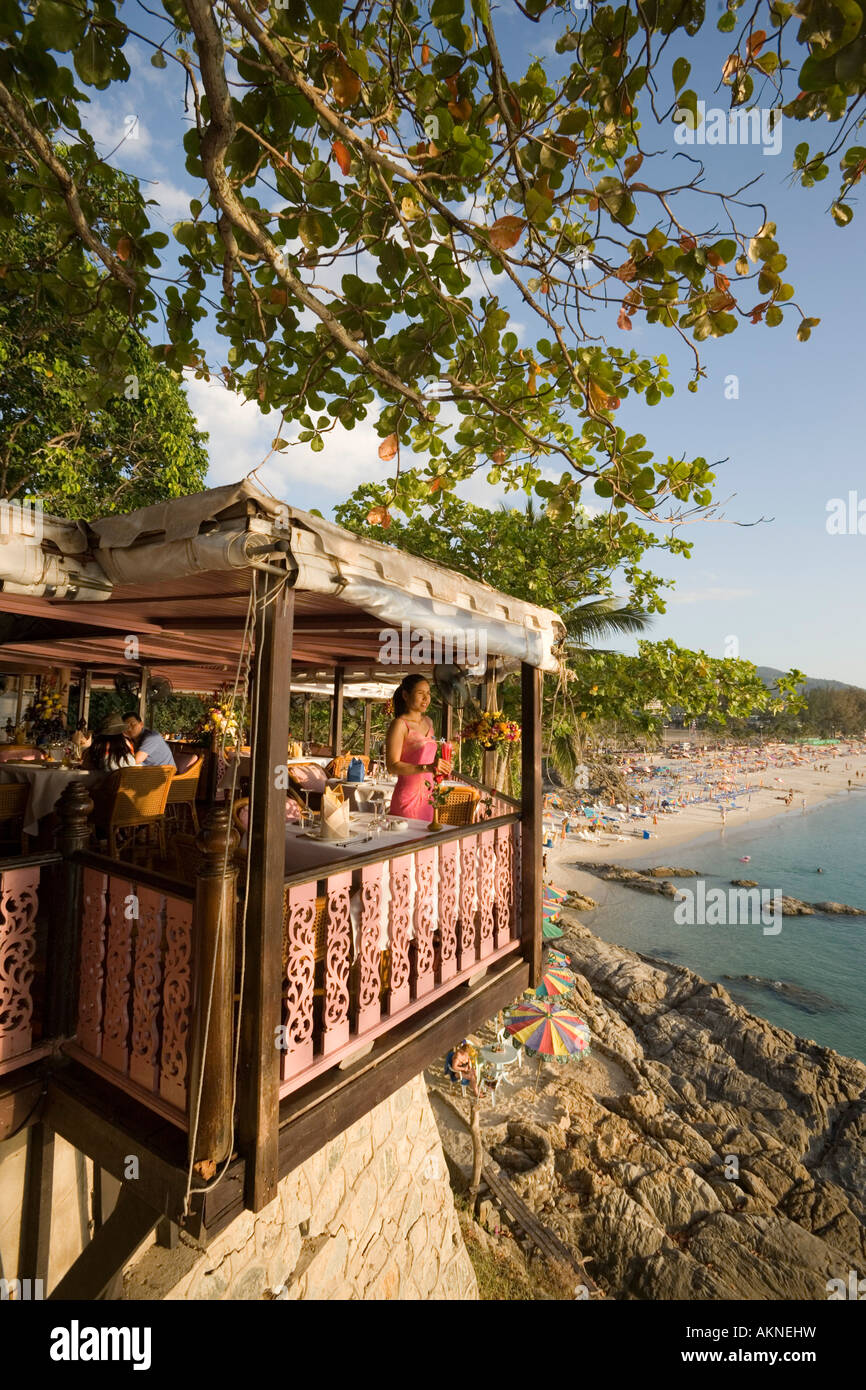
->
[123,713,177,768]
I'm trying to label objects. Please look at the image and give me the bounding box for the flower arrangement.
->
[201,685,246,749]
[27,680,68,745]
[461,710,521,751]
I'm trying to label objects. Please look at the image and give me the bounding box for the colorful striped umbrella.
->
[542,921,564,941]
[544,884,567,902]
[504,999,591,1061]
[536,965,576,999]
[545,948,570,967]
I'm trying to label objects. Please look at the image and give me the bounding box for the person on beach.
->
[385,674,451,823]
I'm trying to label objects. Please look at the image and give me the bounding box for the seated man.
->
[123,713,177,769]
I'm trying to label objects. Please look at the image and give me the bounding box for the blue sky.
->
[76,3,866,685]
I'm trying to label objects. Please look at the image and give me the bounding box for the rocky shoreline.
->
[439,907,866,1300]
[578,863,866,916]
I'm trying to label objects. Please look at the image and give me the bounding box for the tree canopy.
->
[0,157,209,515]
[1,0,863,528]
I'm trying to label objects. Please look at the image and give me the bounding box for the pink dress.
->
[389,718,438,823]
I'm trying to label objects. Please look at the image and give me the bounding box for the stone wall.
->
[125,1074,478,1300]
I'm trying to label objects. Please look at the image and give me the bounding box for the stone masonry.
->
[124,1074,478,1300]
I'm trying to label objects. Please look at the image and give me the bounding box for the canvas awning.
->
[0,480,565,687]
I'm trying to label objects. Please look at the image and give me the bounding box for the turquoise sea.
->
[577,793,866,1062]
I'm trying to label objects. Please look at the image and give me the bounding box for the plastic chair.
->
[0,783,28,853]
[165,753,203,833]
[438,786,480,826]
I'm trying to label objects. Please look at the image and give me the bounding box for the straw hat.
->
[100,711,128,736]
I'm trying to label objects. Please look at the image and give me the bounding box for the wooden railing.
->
[0,852,62,1077]
[65,853,195,1127]
[452,770,520,821]
[279,813,522,1095]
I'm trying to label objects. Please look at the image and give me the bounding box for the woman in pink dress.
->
[385,675,452,823]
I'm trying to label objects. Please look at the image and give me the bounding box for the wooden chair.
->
[97,766,175,859]
[231,794,302,843]
[0,783,28,853]
[165,753,203,833]
[438,786,480,826]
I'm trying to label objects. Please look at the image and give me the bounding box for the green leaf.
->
[151,50,167,68]
[672,57,690,93]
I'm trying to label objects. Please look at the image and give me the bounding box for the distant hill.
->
[756,667,864,694]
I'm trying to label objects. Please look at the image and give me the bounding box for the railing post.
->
[520,663,542,987]
[188,804,238,1178]
[47,780,93,1039]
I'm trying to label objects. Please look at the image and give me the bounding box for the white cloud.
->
[148,179,202,224]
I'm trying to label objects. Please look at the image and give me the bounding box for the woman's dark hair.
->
[393,674,429,718]
[85,733,132,771]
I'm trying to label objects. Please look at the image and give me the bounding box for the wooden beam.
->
[238,575,294,1211]
[302,695,312,747]
[47,1184,160,1300]
[18,1122,54,1286]
[79,669,92,725]
[14,673,27,726]
[137,666,149,721]
[331,665,345,755]
[482,674,498,788]
[43,1074,193,1224]
[362,699,372,757]
[520,663,543,987]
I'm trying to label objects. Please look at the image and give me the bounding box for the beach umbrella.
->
[536,965,576,999]
[543,921,564,941]
[545,948,570,967]
[504,998,591,1061]
[544,884,567,902]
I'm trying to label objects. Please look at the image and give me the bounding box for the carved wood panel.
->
[78,869,108,1058]
[459,836,478,967]
[437,841,458,983]
[478,829,496,958]
[387,855,412,1014]
[281,881,317,1078]
[412,847,435,999]
[322,871,352,1055]
[357,863,383,1034]
[0,865,40,1063]
[101,876,133,1073]
[130,886,164,1093]
[160,895,192,1111]
[494,824,514,947]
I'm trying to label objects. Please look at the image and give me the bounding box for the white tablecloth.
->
[0,765,101,835]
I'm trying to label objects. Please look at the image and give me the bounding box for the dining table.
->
[0,763,103,835]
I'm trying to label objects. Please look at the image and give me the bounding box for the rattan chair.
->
[326,752,370,781]
[232,794,302,843]
[165,753,203,833]
[438,785,480,826]
[99,766,175,858]
[286,762,329,811]
[0,783,28,853]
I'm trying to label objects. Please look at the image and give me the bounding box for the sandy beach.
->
[544,742,866,900]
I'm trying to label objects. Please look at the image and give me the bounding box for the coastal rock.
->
[811,900,866,916]
[580,864,679,897]
[648,866,702,877]
[731,878,759,888]
[565,891,597,911]
[455,909,866,1303]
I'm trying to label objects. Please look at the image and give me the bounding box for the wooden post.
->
[79,669,92,726]
[239,576,294,1211]
[48,780,94,1038]
[441,701,454,744]
[331,665,345,756]
[482,674,498,789]
[14,674,27,727]
[520,663,543,988]
[362,699,372,757]
[20,1122,55,1287]
[302,696,311,747]
[188,803,238,1176]
[138,666,150,722]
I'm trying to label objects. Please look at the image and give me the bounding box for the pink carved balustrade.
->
[0,860,44,1076]
[71,866,193,1124]
[279,816,522,1096]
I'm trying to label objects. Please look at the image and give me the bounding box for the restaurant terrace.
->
[0,480,563,1296]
